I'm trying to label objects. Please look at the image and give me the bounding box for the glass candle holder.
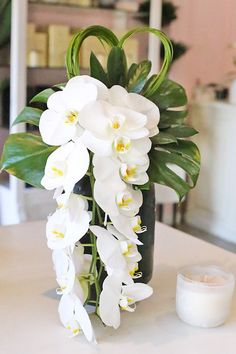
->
[176,265,235,328]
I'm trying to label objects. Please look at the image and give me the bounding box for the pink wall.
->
[168,0,236,96]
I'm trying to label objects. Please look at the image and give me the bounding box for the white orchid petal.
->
[64,82,97,111]
[39,109,76,146]
[74,295,96,343]
[68,75,108,100]
[79,101,112,140]
[99,275,122,329]
[93,155,119,181]
[90,226,126,271]
[46,207,90,250]
[52,249,75,295]
[81,130,112,156]
[64,140,90,195]
[94,179,126,216]
[47,91,66,112]
[58,294,96,343]
[122,283,153,302]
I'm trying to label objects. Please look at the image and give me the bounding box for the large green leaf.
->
[127,60,151,93]
[151,79,188,131]
[107,47,127,87]
[0,133,57,188]
[159,109,188,129]
[149,79,187,109]
[30,88,56,104]
[151,132,177,145]
[90,52,108,86]
[148,140,200,200]
[165,125,198,138]
[12,107,43,127]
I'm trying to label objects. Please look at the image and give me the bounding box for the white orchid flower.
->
[93,162,143,218]
[41,140,89,197]
[109,214,143,245]
[94,179,142,217]
[58,293,96,343]
[108,85,160,137]
[56,193,90,222]
[93,154,149,186]
[46,204,90,250]
[73,243,93,303]
[79,100,149,142]
[52,243,92,300]
[52,249,75,295]
[90,226,141,282]
[99,275,153,329]
[39,75,108,146]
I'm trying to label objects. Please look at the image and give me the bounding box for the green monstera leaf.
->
[148,140,200,200]
[0,133,57,188]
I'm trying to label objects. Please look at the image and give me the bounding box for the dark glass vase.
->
[73,178,156,284]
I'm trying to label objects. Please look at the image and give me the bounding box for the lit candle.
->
[176,265,235,328]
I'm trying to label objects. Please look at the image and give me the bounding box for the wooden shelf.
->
[27,67,88,86]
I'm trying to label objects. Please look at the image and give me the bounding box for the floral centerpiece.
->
[0,26,200,343]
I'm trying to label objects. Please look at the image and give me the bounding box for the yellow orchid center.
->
[132,216,142,232]
[116,192,133,209]
[122,243,133,256]
[52,230,65,239]
[129,265,139,277]
[64,110,79,125]
[66,324,81,335]
[120,164,137,181]
[110,114,125,130]
[114,137,131,154]
[51,166,64,177]
[119,295,135,311]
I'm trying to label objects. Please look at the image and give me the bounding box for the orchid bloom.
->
[58,293,96,342]
[52,248,75,295]
[90,226,141,282]
[99,275,153,329]
[39,75,108,146]
[107,85,160,137]
[79,100,149,142]
[46,200,90,250]
[41,140,89,197]
[52,243,92,299]
[93,161,143,218]
[56,192,90,222]
[94,179,143,218]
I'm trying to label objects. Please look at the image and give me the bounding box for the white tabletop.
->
[1,221,236,354]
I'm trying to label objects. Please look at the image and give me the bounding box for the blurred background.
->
[0,0,236,250]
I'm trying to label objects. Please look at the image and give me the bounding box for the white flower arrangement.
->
[0,25,200,343]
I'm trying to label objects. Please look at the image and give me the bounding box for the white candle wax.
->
[176,265,235,328]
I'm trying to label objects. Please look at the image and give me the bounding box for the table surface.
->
[1,221,236,354]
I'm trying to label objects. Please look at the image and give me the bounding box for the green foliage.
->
[119,27,173,97]
[148,141,200,200]
[0,25,200,201]
[90,52,108,86]
[12,107,43,127]
[66,26,119,79]
[30,87,56,104]
[0,133,57,188]
[107,47,127,87]
[127,60,151,93]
